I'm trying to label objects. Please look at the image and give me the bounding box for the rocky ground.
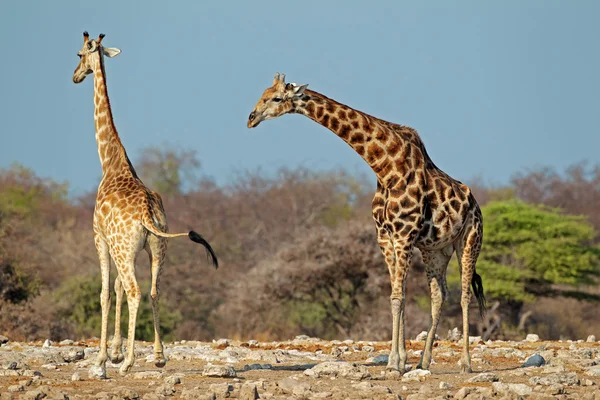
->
[0,331,599,400]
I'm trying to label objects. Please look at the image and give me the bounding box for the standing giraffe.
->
[72,32,218,378]
[247,73,485,374]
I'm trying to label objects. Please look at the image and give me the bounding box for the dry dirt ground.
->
[0,334,599,400]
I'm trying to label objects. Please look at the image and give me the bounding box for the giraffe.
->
[247,73,486,374]
[72,32,219,378]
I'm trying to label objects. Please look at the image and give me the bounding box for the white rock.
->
[415,331,428,341]
[202,363,236,378]
[525,334,540,342]
[586,335,596,343]
[304,362,370,380]
[71,372,82,381]
[439,381,452,389]
[468,336,482,344]
[42,339,52,348]
[492,382,533,396]
[88,365,105,380]
[132,370,164,379]
[467,372,499,382]
[401,369,431,382]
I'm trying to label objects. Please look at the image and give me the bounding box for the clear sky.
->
[1,1,598,195]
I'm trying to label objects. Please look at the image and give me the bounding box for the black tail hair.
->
[188,231,219,269]
[471,271,486,318]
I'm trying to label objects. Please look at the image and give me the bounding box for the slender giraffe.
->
[247,73,485,374]
[72,32,218,378]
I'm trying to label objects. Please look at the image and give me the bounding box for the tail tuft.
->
[471,272,486,318]
[188,231,219,269]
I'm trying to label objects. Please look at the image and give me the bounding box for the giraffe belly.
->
[415,207,465,250]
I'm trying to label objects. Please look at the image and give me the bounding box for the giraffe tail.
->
[141,215,219,269]
[471,271,486,318]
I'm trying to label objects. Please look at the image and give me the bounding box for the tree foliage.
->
[449,200,599,305]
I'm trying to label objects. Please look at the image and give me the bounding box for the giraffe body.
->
[248,73,485,374]
[72,32,218,378]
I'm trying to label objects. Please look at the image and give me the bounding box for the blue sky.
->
[1,1,598,195]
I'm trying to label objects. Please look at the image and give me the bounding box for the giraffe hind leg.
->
[90,235,110,379]
[456,213,484,374]
[417,246,452,371]
[146,235,167,368]
[109,275,124,364]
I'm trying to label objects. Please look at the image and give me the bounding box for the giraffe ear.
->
[103,47,121,58]
[293,84,308,96]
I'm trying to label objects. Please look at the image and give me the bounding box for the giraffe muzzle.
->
[247,111,260,128]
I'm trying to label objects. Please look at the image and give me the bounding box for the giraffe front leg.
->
[387,244,412,375]
[110,275,124,364]
[90,237,110,379]
[116,261,142,376]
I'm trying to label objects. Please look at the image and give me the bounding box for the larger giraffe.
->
[247,73,485,374]
[72,32,218,378]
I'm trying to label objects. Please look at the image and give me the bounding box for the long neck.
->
[91,52,137,178]
[295,89,414,183]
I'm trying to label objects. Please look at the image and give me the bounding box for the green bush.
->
[55,275,181,342]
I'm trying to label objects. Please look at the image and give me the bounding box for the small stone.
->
[368,354,389,365]
[132,371,163,379]
[164,375,181,385]
[295,335,310,340]
[582,378,596,386]
[468,336,482,344]
[492,382,533,396]
[181,389,215,400]
[202,363,236,378]
[22,370,42,377]
[88,365,106,379]
[415,331,428,341]
[22,390,45,400]
[155,384,176,396]
[62,349,85,363]
[522,354,545,367]
[453,387,474,399]
[242,363,272,371]
[239,383,259,400]
[247,340,258,346]
[304,361,370,380]
[71,372,82,381]
[114,389,140,399]
[439,381,452,390]
[585,366,600,376]
[42,339,52,348]
[362,345,375,353]
[525,334,540,342]
[0,335,9,345]
[529,372,580,386]
[214,338,230,347]
[447,327,461,341]
[467,372,499,382]
[59,339,74,345]
[586,335,596,342]
[402,369,431,382]
[8,385,24,392]
[208,383,233,397]
[5,361,18,370]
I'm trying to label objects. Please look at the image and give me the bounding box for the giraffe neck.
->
[295,89,414,184]
[91,51,138,179]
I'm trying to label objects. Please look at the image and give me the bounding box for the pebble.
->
[526,334,540,342]
[42,339,52,348]
[586,335,596,342]
[522,353,546,367]
[202,363,236,377]
[467,372,499,382]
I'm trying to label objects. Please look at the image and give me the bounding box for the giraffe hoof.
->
[110,353,124,364]
[460,365,473,374]
[155,358,167,368]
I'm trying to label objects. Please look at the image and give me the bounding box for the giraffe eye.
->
[77,54,82,59]
[272,97,282,102]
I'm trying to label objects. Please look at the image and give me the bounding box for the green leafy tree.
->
[55,275,182,342]
[449,200,600,330]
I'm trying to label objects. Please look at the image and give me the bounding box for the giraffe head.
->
[73,31,121,84]
[247,72,309,128]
